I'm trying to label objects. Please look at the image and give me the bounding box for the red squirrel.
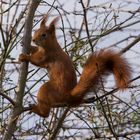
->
[19,15,132,118]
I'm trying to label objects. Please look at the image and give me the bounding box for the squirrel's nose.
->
[32,39,35,42]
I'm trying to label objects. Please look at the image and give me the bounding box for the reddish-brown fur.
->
[19,15,132,117]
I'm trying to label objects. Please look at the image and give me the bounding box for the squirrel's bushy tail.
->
[71,50,132,97]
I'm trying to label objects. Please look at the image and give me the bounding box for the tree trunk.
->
[2,0,41,140]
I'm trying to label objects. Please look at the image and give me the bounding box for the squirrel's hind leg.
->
[31,82,59,118]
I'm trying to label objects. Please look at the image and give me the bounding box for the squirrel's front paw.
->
[18,53,28,62]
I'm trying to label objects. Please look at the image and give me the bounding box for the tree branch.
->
[119,34,140,55]
[49,108,70,140]
[2,1,41,140]
[0,92,15,106]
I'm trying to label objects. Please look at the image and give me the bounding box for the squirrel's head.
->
[32,14,60,48]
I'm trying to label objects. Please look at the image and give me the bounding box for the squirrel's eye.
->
[41,33,47,37]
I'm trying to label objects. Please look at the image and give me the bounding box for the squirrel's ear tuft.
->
[40,14,49,28]
[49,16,60,26]
[48,16,60,33]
